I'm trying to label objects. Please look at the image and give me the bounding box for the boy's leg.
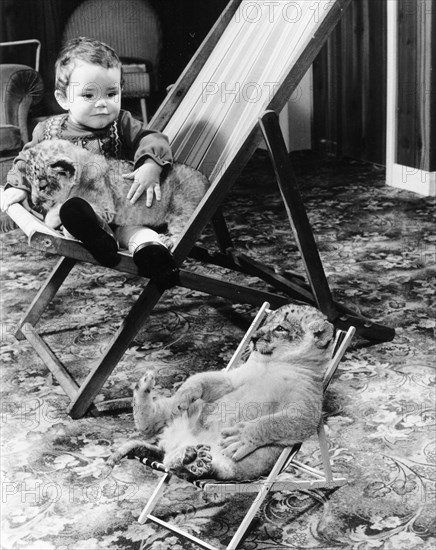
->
[59,197,120,267]
[116,225,178,288]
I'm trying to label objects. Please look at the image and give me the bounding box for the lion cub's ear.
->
[308,319,334,349]
[46,158,76,185]
[48,159,76,177]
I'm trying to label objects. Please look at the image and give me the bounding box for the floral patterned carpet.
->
[1,151,435,550]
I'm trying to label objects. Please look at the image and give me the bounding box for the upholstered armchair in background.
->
[0,64,44,153]
[0,40,44,156]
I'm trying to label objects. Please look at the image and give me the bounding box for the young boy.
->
[1,37,177,286]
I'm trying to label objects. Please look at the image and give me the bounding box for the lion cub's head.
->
[251,304,334,360]
[18,140,107,213]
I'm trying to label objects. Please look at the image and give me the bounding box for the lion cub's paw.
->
[181,444,213,478]
[134,371,156,395]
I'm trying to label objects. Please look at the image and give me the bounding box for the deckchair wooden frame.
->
[125,301,356,550]
[5,0,394,420]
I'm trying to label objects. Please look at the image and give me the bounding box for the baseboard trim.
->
[387,163,436,196]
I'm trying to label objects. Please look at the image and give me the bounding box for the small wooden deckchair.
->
[5,0,394,419]
[125,302,356,550]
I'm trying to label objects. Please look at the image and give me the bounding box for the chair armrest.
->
[0,64,44,145]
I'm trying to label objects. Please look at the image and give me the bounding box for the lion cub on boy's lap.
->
[109,304,335,481]
[16,139,208,249]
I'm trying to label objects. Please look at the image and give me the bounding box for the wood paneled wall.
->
[397,0,435,172]
[312,0,387,165]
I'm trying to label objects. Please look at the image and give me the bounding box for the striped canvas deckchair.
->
[4,0,394,419]
[124,302,356,550]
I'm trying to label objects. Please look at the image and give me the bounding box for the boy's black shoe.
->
[59,197,120,267]
[133,241,179,289]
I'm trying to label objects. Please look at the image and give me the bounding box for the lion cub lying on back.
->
[109,304,335,481]
[14,139,208,249]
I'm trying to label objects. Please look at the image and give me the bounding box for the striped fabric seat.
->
[162,1,344,181]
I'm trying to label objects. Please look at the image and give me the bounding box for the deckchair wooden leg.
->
[178,270,288,309]
[227,249,319,306]
[258,111,395,343]
[224,302,270,371]
[67,281,163,419]
[15,256,76,340]
[211,209,234,252]
[189,244,306,286]
[188,246,391,342]
[323,326,356,390]
[259,111,337,321]
[141,472,221,550]
[318,423,334,485]
[148,515,219,550]
[225,448,295,550]
[138,472,172,524]
[21,322,80,400]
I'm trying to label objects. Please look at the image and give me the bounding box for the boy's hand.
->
[0,187,28,211]
[123,160,162,207]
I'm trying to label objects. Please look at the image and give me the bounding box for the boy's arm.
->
[118,110,173,169]
[118,111,173,205]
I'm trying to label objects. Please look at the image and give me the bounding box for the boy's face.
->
[55,61,122,129]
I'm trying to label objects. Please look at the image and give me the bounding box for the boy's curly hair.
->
[55,37,123,95]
